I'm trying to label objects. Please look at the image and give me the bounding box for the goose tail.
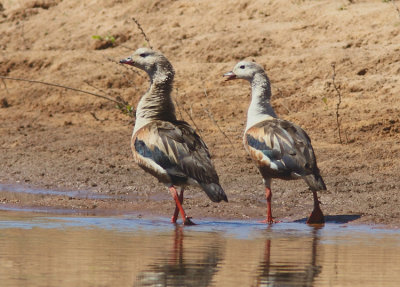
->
[200,183,228,203]
[303,173,326,191]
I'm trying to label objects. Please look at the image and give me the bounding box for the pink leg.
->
[169,186,195,225]
[171,188,184,223]
[306,190,325,224]
[259,187,276,224]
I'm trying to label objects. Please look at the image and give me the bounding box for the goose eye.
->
[239,65,245,69]
[140,53,148,57]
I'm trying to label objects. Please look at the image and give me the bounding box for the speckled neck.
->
[245,72,277,131]
[133,65,177,134]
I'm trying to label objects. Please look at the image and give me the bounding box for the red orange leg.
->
[259,187,276,224]
[171,189,184,223]
[169,186,195,225]
[307,190,325,224]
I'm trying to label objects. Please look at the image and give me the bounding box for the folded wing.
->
[245,119,321,181]
[133,120,227,202]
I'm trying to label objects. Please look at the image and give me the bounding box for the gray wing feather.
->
[157,121,227,202]
[247,119,326,190]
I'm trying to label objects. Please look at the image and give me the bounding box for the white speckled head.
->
[120,48,174,79]
[224,61,266,82]
[224,61,277,129]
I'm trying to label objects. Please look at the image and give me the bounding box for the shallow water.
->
[0,210,399,287]
[0,183,115,199]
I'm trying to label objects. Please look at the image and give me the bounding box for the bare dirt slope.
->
[0,0,399,226]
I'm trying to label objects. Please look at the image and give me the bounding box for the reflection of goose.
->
[224,62,325,224]
[120,48,227,225]
[253,227,322,287]
[134,226,222,287]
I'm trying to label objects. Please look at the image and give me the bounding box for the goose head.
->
[120,48,174,80]
[224,61,266,82]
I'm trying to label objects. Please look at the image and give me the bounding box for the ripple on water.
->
[0,210,399,287]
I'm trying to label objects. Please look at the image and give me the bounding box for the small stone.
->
[1,98,10,108]
[357,68,368,76]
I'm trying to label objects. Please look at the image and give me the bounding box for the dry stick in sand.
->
[275,87,291,114]
[0,75,133,116]
[120,44,135,51]
[173,88,184,119]
[90,111,102,122]
[106,56,141,90]
[84,79,119,98]
[203,88,235,149]
[183,105,203,138]
[390,0,400,18]
[174,88,204,138]
[84,80,135,118]
[132,17,153,49]
[331,63,347,144]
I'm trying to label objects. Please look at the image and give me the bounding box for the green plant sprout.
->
[92,35,116,43]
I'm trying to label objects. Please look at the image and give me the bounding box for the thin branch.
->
[105,56,139,75]
[106,56,140,77]
[173,88,184,119]
[203,88,235,148]
[132,17,153,49]
[189,104,194,119]
[120,44,135,51]
[175,89,203,137]
[0,75,126,107]
[21,21,27,49]
[90,112,102,122]
[275,87,291,113]
[391,0,400,18]
[183,107,203,138]
[1,75,136,118]
[331,63,343,144]
[105,56,141,91]
[83,80,120,98]
[84,81,136,116]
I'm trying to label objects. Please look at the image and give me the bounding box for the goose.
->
[224,61,325,224]
[120,48,227,225]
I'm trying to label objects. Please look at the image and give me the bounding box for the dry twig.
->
[173,88,184,119]
[90,112,104,122]
[390,0,400,18]
[183,106,203,137]
[132,17,153,49]
[83,80,135,117]
[275,87,291,113]
[84,80,118,97]
[174,88,203,137]
[203,88,235,149]
[0,75,135,117]
[120,44,135,51]
[105,56,141,91]
[331,63,344,144]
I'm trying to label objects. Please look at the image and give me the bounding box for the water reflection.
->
[134,226,222,287]
[253,227,322,287]
[0,211,400,287]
